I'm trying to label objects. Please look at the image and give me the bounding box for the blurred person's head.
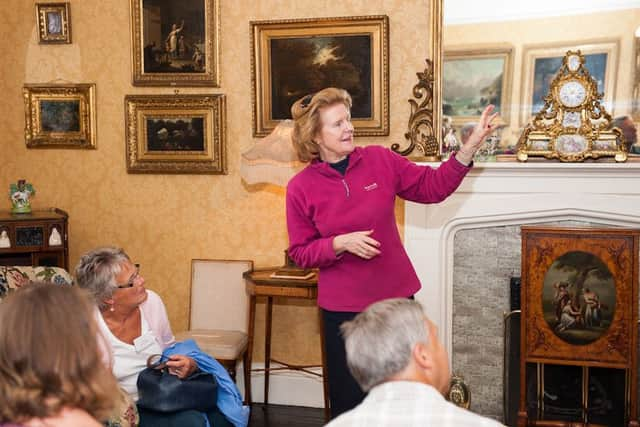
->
[291,87,354,163]
[612,115,637,145]
[442,115,453,139]
[0,282,118,423]
[341,298,450,394]
[460,122,478,145]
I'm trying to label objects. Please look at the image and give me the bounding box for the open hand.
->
[166,355,197,379]
[333,230,381,259]
[456,105,500,165]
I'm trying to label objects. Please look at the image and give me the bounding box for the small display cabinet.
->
[519,226,639,427]
[0,208,68,269]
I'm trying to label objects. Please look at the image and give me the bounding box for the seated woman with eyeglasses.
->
[75,247,233,427]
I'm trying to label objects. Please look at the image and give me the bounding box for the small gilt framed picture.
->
[23,83,96,149]
[36,3,71,44]
[124,94,227,174]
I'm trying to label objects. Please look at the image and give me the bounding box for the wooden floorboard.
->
[248,404,326,427]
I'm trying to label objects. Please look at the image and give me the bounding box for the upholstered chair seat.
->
[176,329,248,363]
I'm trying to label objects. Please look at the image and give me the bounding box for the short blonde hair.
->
[0,283,119,423]
[291,87,352,162]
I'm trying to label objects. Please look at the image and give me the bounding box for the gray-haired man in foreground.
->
[325,298,504,427]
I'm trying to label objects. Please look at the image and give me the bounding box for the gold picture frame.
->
[632,36,640,122]
[251,15,389,137]
[23,83,96,149]
[36,2,71,44]
[443,45,513,127]
[130,0,220,86]
[124,94,227,174]
[520,39,619,126]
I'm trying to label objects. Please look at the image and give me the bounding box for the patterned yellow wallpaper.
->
[0,0,429,364]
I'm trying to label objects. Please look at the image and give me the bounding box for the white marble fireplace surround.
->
[405,161,640,356]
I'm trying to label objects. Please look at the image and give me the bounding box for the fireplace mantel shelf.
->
[418,160,640,176]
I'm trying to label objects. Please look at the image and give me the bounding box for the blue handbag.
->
[136,354,218,413]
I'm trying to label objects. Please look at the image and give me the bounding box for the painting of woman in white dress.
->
[141,0,206,74]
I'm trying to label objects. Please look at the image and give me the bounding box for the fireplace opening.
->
[522,364,626,426]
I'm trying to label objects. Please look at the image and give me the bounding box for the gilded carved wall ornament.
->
[394,59,440,160]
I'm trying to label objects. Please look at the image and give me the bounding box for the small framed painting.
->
[23,83,96,149]
[443,45,513,127]
[124,94,227,174]
[130,0,220,86]
[36,2,71,44]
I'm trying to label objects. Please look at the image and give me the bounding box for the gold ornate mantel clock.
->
[517,50,627,162]
[519,226,639,427]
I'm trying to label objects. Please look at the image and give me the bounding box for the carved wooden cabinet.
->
[0,208,68,270]
[519,226,639,427]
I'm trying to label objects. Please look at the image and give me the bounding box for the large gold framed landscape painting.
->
[251,15,389,137]
[130,0,220,86]
[125,94,226,174]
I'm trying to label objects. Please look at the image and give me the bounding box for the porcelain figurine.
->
[0,230,10,248]
[49,227,62,246]
[9,179,36,214]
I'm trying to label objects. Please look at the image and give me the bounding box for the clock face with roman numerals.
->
[558,80,587,108]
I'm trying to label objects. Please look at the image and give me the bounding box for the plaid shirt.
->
[326,381,505,427]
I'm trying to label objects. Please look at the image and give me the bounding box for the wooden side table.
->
[243,268,329,419]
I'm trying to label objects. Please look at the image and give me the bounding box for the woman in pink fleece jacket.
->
[286,87,497,419]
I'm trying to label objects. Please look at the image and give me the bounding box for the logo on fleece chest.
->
[312,179,392,235]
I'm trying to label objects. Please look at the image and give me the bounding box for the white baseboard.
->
[235,362,325,408]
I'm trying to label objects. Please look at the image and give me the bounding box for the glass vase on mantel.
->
[9,180,36,214]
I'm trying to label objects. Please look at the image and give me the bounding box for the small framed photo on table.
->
[36,3,71,44]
